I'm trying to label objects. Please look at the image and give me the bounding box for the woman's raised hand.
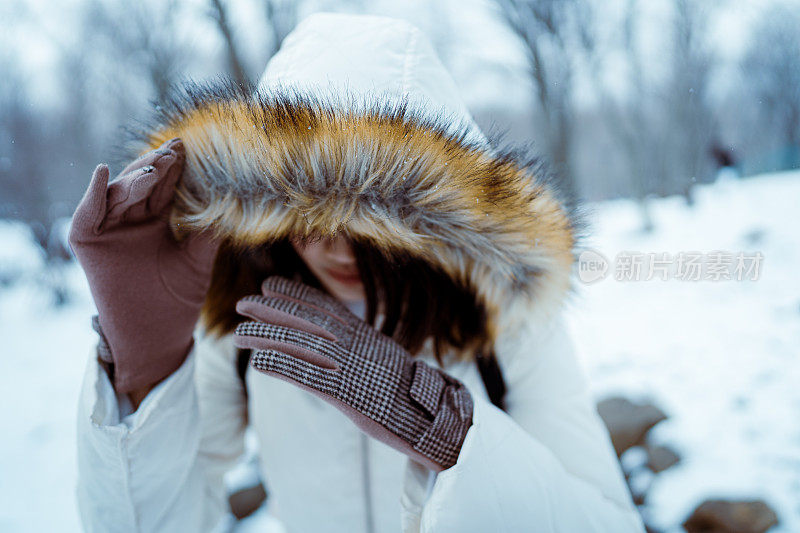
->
[69,139,220,395]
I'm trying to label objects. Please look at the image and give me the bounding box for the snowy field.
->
[567,170,800,531]
[1,171,798,532]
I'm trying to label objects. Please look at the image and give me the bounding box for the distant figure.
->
[710,144,741,182]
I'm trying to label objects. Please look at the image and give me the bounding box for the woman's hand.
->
[69,139,220,394]
[233,275,474,472]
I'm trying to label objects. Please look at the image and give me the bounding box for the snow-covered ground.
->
[0,223,96,533]
[567,170,800,531]
[1,170,798,532]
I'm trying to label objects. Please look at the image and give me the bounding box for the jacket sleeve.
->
[402,312,644,533]
[75,331,247,532]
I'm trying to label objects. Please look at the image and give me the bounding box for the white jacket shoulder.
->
[412,310,643,532]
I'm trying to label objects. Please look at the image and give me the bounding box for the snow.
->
[1,171,798,531]
[0,224,96,532]
[0,222,45,273]
[567,170,800,531]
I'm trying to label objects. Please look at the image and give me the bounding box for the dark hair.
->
[202,236,489,363]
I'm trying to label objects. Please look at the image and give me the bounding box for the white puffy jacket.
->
[75,13,644,533]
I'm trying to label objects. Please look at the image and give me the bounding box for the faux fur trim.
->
[126,80,579,344]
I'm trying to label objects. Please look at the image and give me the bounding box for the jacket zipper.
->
[360,433,376,533]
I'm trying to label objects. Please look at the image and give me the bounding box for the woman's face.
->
[290,235,365,303]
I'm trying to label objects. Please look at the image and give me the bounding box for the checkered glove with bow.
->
[234,276,474,472]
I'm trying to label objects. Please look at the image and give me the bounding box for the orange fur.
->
[132,85,577,346]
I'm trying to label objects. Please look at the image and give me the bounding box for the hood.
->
[126,13,578,346]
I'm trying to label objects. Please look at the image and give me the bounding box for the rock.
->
[645,444,680,473]
[683,499,779,533]
[228,482,267,520]
[596,397,668,456]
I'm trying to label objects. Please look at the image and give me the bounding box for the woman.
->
[70,13,643,533]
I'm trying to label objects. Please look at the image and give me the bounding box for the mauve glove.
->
[233,276,474,472]
[68,139,219,394]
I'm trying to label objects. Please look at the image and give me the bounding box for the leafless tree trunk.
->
[666,0,717,205]
[208,0,250,87]
[585,0,660,231]
[494,0,593,200]
[743,5,800,170]
[0,56,54,251]
[86,0,188,104]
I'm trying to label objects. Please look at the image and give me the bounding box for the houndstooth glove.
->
[233,276,474,472]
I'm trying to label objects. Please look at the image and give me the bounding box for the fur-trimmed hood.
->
[126,13,578,347]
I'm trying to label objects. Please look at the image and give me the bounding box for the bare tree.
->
[581,0,661,231]
[743,4,800,170]
[0,58,49,242]
[664,0,717,204]
[208,0,251,87]
[494,0,594,199]
[0,6,102,262]
[86,0,189,104]
[206,0,299,87]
